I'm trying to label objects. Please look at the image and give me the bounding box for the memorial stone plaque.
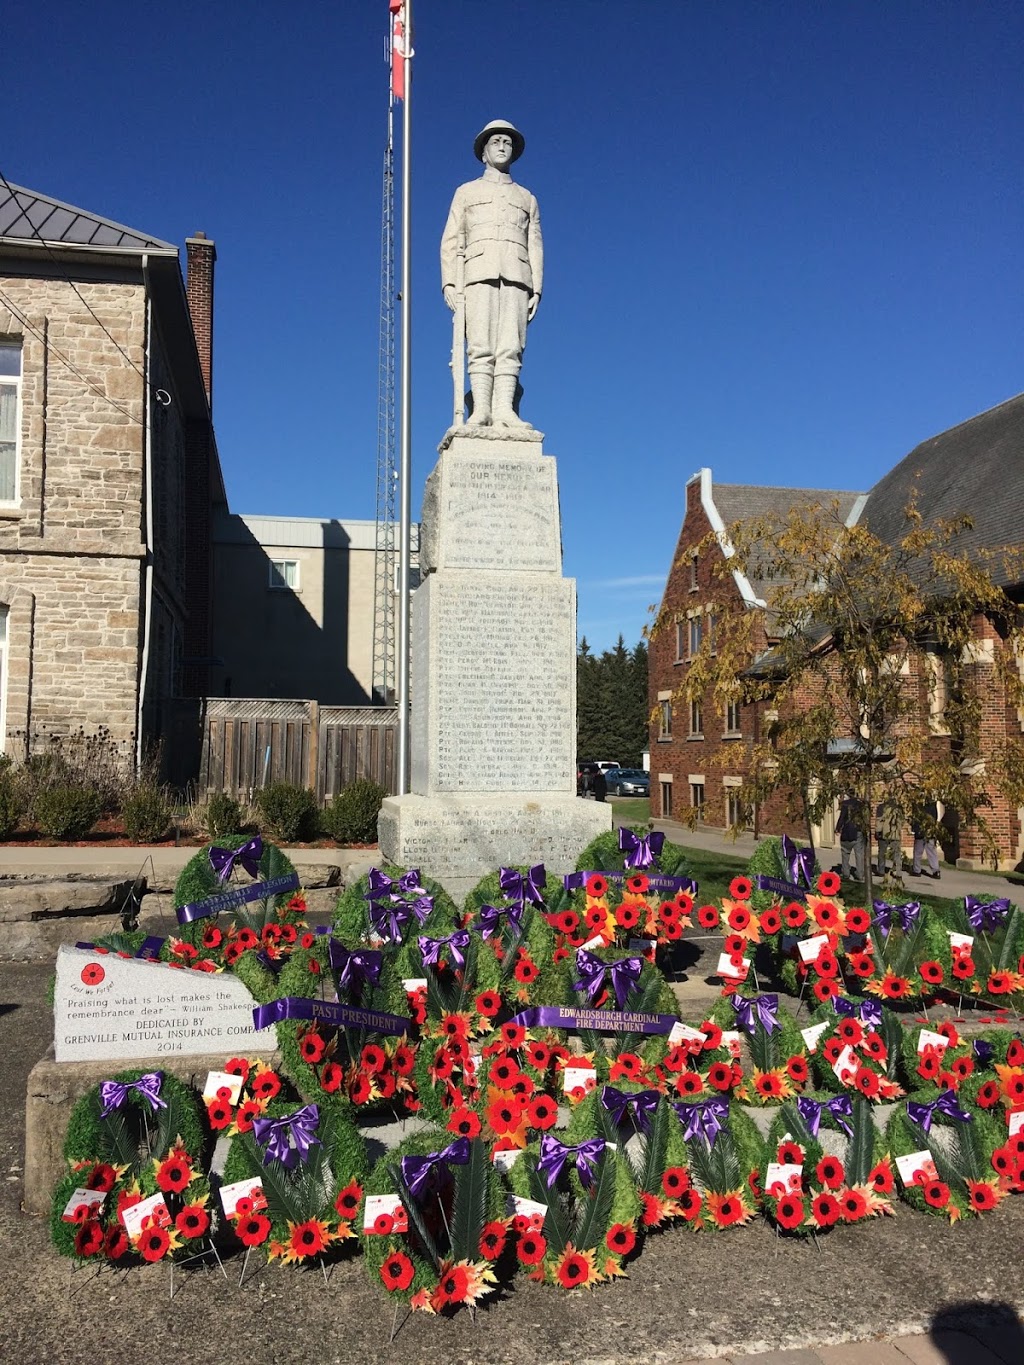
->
[53,944,266,1063]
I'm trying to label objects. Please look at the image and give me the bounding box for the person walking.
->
[837,791,865,881]
[875,800,902,877]
[909,800,941,880]
[592,768,608,803]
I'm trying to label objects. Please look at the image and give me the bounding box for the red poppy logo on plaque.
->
[81,963,105,986]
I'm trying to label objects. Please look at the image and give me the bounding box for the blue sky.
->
[6,2,1023,651]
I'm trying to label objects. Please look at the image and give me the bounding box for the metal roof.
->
[0,180,175,252]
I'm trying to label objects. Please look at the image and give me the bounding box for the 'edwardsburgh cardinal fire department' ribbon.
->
[252,996,411,1036]
[176,872,300,925]
[508,1005,679,1036]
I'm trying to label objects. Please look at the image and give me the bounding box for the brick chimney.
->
[185,232,216,409]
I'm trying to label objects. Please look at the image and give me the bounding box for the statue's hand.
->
[527,292,540,322]
[443,285,456,313]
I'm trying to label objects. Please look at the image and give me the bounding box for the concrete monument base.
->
[379,793,611,902]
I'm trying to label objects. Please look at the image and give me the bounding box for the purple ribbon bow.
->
[498,865,547,905]
[399,1138,470,1202]
[208,836,263,882]
[618,826,666,870]
[251,1104,322,1169]
[872,899,921,937]
[537,1134,607,1191]
[418,930,470,971]
[796,1094,854,1139]
[730,992,780,1036]
[832,996,883,1029]
[964,896,1011,934]
[601,1085,660,1133]
[972,1039,995,1066]
[781,833,815,888]
[327,941,383,992]
[906,1091,973,1134]
[475,901,524,940]
[673,1097,729,1148]
[365,867,426,902]
[99,1072,167,1118]
[573,949,644,1010]
[369,895,432,943]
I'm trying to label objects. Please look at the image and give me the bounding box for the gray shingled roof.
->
[0,180,175,252]
[713,483,864,603]
[861,392,1024,590]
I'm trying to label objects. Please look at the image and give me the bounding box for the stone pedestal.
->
[379,426,610,897]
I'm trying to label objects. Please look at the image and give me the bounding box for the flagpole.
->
[396,0,413,794]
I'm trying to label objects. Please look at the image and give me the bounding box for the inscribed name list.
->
[54,944,266,1063]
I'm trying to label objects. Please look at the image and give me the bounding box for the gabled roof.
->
[861,392,1024,590]
[0,180,175,252]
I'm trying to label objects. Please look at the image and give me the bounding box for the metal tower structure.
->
[371,97,397,703]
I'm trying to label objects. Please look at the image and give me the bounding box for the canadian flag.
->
[390,0,406,101]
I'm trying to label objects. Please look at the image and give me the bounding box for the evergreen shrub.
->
[122,784,173,842]
[322,778,386,845]
[254,781,318,842]
[34,786,102,840]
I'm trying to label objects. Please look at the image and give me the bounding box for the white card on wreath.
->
[219,1176,267,1218]
[721,1030,743,1059]
[507,1194,547,1228]
[562,1064,597,1093]
[832,1043,858,1083]
[121,1192,171,1238]
[916,1029,950,1055]
[363,1193,406,1234]
[61,1187,106,1222]
[764,1162,803,1197]
[895,1150,938,1187]
[948,932,974,952]
[797,934,829,963]
[800,1021,830,1053]
[203,1069,244,1105]
[1008,1109,1024,1137]
[669,1022,708,1048]
[491,1148,521,1172]
[402,978,427,993]
[716,952,750,980]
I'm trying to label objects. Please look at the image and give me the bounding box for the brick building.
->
[650,397,1024,870]
[0,180,223,766]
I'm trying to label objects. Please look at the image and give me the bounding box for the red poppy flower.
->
[80,963,106,986]
[489,1058,521,1089]
[847,953,875,979]
[868,1161,894,1194]
[727,905,752,932]
[676,1071,704,1096]
[474,990,501,1019]
[707,1062,733,1092]
[138,1225,171,1262]
[585,873,608,897]
[606,1222,636,1255]
[775,1194,805,1230]
[554,909,581,936]
[517,1230,547,1264]
[700,1021,723,1049]
[922,1180,950,1209]
[500,1022,526,1049]
[853,1067,881,1099]
[233,927,259,951]
[204,1096,232,1130]
[349,1074,372,1105]
[486,1098,522,1135]
[840,1189,868,1221]
[988,973,1013,995]
[358,1044,385,1074]
[527,1095,558,1130]
[236,1212,271,1246]
[380,1251,415,1291]
[754,1071,785,1099]
[976,1080,1000,1109]
[707,1194,746,1228]
[659,900,683,925]
[918,960,944,986]
[811,1192,841,1226]
[299,1030,327,1064]
[862,1032,886,1059]
[662,1166,690,1197]
[815,1156,845,1190]
[74,1220,104,1257]
[103,1225,130,1260]
[730,876,752,900]
[786,1055,809,1084]
[609,1053,644,1081]
[759,908,783,935]
[813,903,841,933]
[917,1051,941,1081]
[777,1140,804,1166]
[85,1163,117,1192]
[334,1181,362,1219]
[817,871,841,896]
[968,1181,998,1212]
[314,1061,341,1094]
[662,919,683,941]
[524,1041,551,1071]
[697,905,720,929]
[952,957,976,980]
[200,924,223,949]
[837,1018,864,1046]
[1004,1075,1024,1103]
[783,902,807,929]
[626,873,650,895]
[813,980,840,1003]
[615,903,641,930]
[510,1073,535,1099]
[881,975,911,999]
[721,933,745,958]
[813,951,839,980]
[555,1250,595,1289]
[584,905,608,933]
[155,1154,192,1194]
[446,1107,482,1138]
[844,907,871,934]
[175,1204,210,1240]
[1007,1039,1024,1067]
[514,956,539,985]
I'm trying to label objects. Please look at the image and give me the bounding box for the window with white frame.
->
[708,611,719,654]
[690,780,705,820]
[688,615,702,656]
[725,697,742,734]
[725,784,744,829]
[675,619,686,661]
[268,559,300,590]
[0,340,22,504]
[658,697,673,739]
[660,777,673,818]
[689,696,703,736]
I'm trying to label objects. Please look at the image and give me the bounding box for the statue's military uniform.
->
[440,168,543,386]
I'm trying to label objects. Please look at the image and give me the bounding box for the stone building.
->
[650,396,1024,869]
[0,180,223,766]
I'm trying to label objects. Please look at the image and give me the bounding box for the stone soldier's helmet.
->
[473,119,525,163]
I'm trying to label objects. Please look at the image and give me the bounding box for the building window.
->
[660,779,673,818]
[688,616,702,657]
[708,611,719,654]
[689,697,703,736]
[675,619,685,662]
[689,553,699,592]
[0,340,22,504]
[925,650,951,736]
[658,697,673,739]
[725,788,743,829]
[690,781,705,820]
[269,559,299,590]
[725,698,741,734]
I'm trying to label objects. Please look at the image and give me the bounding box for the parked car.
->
[604,768,650,796]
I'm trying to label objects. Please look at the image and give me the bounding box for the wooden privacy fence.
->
[197,699,397,801]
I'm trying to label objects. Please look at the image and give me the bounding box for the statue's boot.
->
[466,373,492,425]
[491,373,533,429]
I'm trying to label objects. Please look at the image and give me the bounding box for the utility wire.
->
[0,168,153,391]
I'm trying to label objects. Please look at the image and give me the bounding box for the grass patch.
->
[608,796,650,823]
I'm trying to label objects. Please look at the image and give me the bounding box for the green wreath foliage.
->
[570,948,680,1057]
[746,836,819,914]
[709,990,810,1105]
[331,864,458,951]
[886,1089,1005,1221]
[672,1099,762,1230]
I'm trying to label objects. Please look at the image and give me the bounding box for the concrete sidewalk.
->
[681,1317,1023,1363]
